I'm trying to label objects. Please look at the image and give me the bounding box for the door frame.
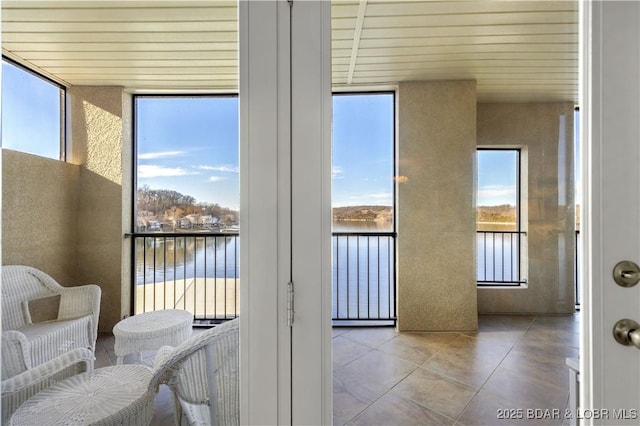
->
[580,0,640,421]
[239,1,332,424]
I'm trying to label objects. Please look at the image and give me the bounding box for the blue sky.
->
[135,96,239,210]
[3,59,580,212]
[477,150,518,206]
[141,93,397,210]
[1,60,61,159]
[332,93,394,207]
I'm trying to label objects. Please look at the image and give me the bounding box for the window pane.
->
[332,93,394,232]
[135,96,239,232]
[477,150,518,231]
[331,92,396,325]
[1,59,63,160]
[477,149,521,285]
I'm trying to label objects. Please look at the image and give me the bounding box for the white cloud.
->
[138,151,186,160]
[138,165,193,178]
[197,165,239,173]
[208,176,226,182]
[478,185,516,204]
[332,165,344,179]
[337,192,392,206]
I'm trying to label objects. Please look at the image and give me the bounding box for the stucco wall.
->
[68,86,132,331]
[477,103,575,313]
[2,87,131,332]
[397,81,478,331]
[2,149,80,285]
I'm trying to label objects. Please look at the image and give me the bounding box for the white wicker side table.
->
[113,309,193,365]
[9,364,155,426]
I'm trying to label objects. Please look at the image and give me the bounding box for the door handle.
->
[613,319,640,348]
[613,260,640,287]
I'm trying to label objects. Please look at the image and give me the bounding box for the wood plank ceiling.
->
[2,0,578,103]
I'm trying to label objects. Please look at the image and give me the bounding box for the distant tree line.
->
[333,205,392,222]
[137,185,238,224]
[477,204,516,223]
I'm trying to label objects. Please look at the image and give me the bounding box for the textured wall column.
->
[68,86,132,332]
[397,81,478,331]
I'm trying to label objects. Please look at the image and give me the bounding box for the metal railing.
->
[131,232,239,322]
[132,231,397,325]
[132,229,582,321]
[332,232,397,325]
[477,230,526,285]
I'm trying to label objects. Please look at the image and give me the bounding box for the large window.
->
[476,148,524,285]
[331,92,396,324]
[134,96,239,229]
[1,58,65,160]
[332,92,395,231]
[133,96,239,320]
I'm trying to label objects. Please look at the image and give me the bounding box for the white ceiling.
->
[2,0,578,102]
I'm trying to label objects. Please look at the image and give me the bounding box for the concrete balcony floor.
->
[95,313,579,425]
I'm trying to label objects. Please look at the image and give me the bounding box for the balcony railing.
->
[132,231,397,326]
[332,232,397,325]
[131,232,239,323]
[132,229,578,322]
[477,230,526,285]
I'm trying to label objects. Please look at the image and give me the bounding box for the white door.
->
[582,1,640,423]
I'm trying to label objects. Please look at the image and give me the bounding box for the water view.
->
[135,234,239,285]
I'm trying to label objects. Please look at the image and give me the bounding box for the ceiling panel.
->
[2,0,578,102]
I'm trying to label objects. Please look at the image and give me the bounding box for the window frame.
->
[330,90,398,325]
[476,147,525,286]
[131,93,239,234]
[331,90,397,234]
[1,56,67,161]
[131,93,241,317]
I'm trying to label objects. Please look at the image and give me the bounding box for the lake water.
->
[135,234,239,285]
[135,221,394,285]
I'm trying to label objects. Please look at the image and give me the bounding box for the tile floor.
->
[333,314,579,426]
[95,313,579,425]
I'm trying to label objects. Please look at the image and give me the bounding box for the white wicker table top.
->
[113,309,193,358]
[10,365,154,426]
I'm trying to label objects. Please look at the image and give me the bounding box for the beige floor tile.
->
[532,315,579,330]
[392,367,479,420]
[463,329,526,346]
[351,392,455,426]
[458,390,564,426]
[476,314,536,331]
[481,366,569,412]
[333,327,351,337]
[333,335,372,367]
[337,349,417,389]
[396,332,459,347]
[499,349,577,391]
[516,331,580,357]
[445,333,514,357]
[523,326,580,349]
[421,347,501,389]
[376,335,441,365]
[332,372,389,423]
[340,327,398,348]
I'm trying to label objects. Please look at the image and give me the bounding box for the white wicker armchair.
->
[1,330,94,424]
[1,265,101,375]
[151,318,239,426]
